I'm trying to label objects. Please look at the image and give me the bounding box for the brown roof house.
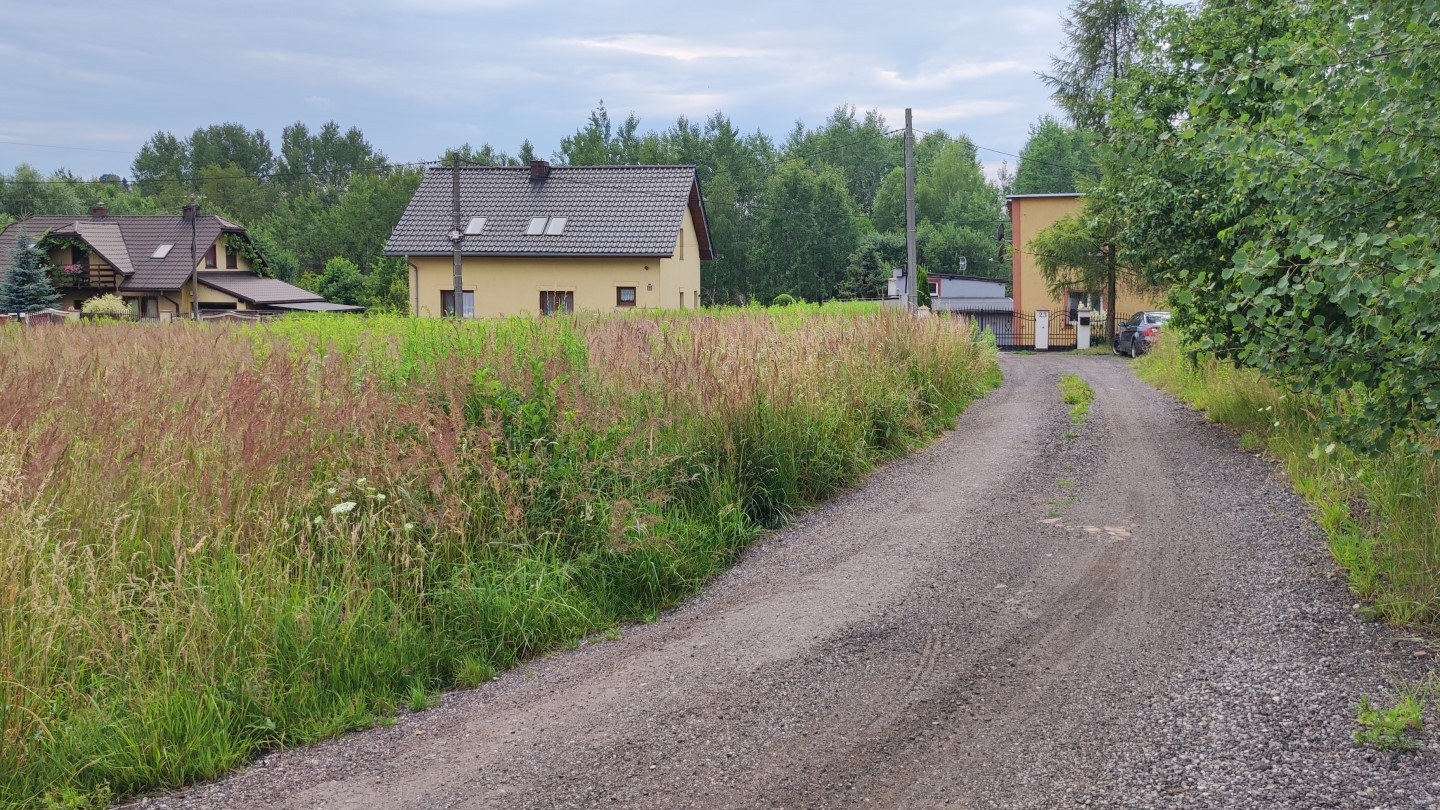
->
[0,204,353,319]
[386,161,712,317]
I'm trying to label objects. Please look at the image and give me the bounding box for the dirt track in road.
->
[134,354,1438,809]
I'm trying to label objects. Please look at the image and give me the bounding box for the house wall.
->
[406,209,703,318]
[1009,194,1163,320]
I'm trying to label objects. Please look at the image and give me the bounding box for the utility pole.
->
[449,151,464,319]
[188,194,199,321]
[904,108,918,313]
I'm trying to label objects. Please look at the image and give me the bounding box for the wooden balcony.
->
[56,264,121,290]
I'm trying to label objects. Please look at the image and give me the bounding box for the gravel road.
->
[132,353,1437,809]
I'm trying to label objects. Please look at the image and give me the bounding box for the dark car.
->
[1113,311,1171,357]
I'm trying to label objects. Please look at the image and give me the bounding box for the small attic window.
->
[152,244,173,259]
[526,217,548,236]
[465,217,486,235]
[544,217,567,236]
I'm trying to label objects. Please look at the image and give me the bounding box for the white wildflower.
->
[326,487,337,495]
[331,501,358,515]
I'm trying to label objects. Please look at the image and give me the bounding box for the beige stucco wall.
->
[407,209,704,318]
[1010,195,1163,320]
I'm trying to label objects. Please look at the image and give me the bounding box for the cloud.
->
[561,35,764,62]
[305,96,336,111]
[875,60,1034,89]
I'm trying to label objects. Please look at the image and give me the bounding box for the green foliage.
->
[1104,0,1440,455]
[80,294,129,317]
[771,293,797,306]
[841,231,905,300]
[0,164,87,220]
[0,230,60,313]
[1042,0,1157,131]
[752,162,862,302]
[315,257,366,306]
[1355,692,1425,752]
[1013,116,1097,195]
[784,105,900,213]
[1058,373,1095,422]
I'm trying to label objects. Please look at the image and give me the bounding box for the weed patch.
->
[1059,374,1095,423]
[0,306,998,806]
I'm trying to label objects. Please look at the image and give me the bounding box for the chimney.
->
[529,160,551,181]
[90,203,108,218]
[182,203,200,221]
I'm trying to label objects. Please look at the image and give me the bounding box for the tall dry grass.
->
[0,305,997,807]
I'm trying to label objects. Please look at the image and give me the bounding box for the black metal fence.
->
[946,310,1080,351]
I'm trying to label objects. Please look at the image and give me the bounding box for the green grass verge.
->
[1058,374,1095,424]
[1136,340,1440,628]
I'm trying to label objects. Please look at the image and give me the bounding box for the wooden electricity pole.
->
[904,108,918,313]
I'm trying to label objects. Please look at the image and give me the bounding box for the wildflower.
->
[356,478,367,486]
[331,501,358,515]
[371,493,386,502]
[313,516,324,525]
[327,487,337,495]
[404,522,415,531]
[1324,443,1336,455]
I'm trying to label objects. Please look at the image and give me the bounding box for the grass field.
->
[1136,340,1440,629]
[0,304,999,808]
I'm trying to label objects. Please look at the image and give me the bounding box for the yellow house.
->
[0,204,349,317]
[1007,193,1163,327]
[386,161,713,317]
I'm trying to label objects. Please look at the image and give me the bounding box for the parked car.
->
[1113,311,1171,357]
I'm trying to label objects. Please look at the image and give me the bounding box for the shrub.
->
[80,293,129,317]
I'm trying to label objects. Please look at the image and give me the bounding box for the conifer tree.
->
[0,231,60,314]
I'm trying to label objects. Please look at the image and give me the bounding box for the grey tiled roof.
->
[197,272,323,305]
[0,212,251,290]
[385,165,713,259]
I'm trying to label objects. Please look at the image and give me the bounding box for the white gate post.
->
[1035,309,1050,351]
[1076,303,1092,350]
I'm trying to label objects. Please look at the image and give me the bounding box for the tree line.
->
[1,106,1095,309]
[1040,0,1439,453]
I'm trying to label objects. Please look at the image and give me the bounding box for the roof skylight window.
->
[526,217,548,235]
[465,217,486,235]
[152,244,173,258]
[544,217,567,236]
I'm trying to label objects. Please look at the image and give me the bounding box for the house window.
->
[225,243,239,269]
[125,297,159,319]
[1066,290,1103,323]
[204,244,217,269]
[441,290,475,317]
[928,279,940,297]
[72,246,90,269]
[616,286,637,307]
[539,290,574,316]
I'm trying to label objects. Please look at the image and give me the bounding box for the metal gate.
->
[951,310,1079,351]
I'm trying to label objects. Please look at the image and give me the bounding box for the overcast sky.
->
[1,0,1072,182]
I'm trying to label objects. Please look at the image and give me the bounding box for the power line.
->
[913,128,1103,179]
